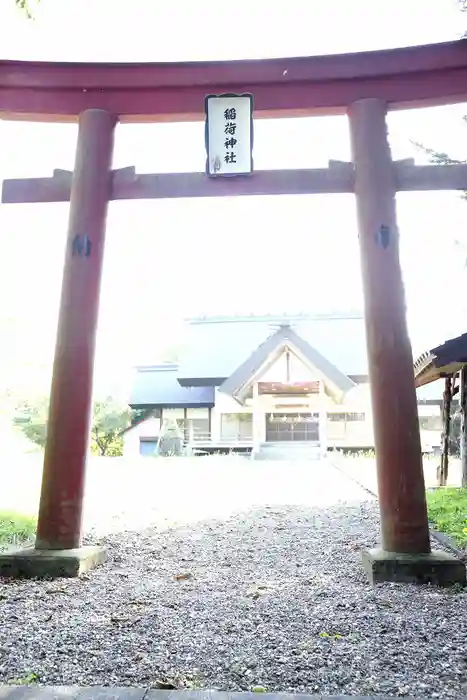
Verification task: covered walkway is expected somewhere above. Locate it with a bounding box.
[414,331,467,486]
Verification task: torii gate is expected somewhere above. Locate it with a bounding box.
[1,40,467,585]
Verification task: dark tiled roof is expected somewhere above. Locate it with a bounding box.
[431,332,467,366]
[130,364,215,408]
[219,325,355,397]
[414,331,467,388]
[177,313,367,386]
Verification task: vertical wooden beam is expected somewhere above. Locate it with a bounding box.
[183,407,188,444]
[35,109,117,551]
[437,375,456,486]
[348,98,430,554]
[319,380,327,457]
[461,367,467,488]
[439,375,454,487]
[285,349,291,384]
[252,382,261,453]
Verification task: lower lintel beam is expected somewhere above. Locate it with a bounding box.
[396,162,467,191]
[2,165,354,203]
[3,162,467,205]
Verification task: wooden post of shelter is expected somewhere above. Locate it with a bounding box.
[439,374,456,487]
[460,367,467,488]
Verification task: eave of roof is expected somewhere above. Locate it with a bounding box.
[130,364,215,408]
[414,331,467,387]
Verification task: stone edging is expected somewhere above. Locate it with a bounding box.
[429,528,467,561]
[0,688,411,700]
[330,459,467,562]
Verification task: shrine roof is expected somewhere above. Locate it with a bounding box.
[130,364,215,409]
[177,313,367,387]
[217,324,355,398]
[129,314,449,407]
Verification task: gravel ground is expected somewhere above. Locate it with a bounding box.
[0,460,466,698]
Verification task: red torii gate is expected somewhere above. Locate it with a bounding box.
[1,40,467,584]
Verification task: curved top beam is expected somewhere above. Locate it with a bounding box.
[1,39,467,123]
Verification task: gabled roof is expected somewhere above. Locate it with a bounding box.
[219,324,355,398]
[177,313,367,386]
[414,331,467,387]
[130,364,215,408]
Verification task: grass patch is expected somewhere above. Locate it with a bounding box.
[426,488,467,547]
[7,672,39,686]
[0,511,36,547]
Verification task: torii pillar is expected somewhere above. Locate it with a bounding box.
[0,109,117,578]
[348,98,464,586]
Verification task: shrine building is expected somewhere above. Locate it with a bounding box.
[125,313,442,458]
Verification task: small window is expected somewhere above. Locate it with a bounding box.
[327,412,365,422]
[191,418,209,434]
[346,412,365,422]
[139,439,158,456]
[328,413,346,422]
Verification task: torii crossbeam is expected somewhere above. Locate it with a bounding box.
[3,160,467,203]
[0,40,466,586]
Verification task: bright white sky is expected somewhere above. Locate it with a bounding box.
[1,0,467,399]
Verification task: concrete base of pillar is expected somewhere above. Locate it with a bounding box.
[362,547,466,587]
[0,545,106,579]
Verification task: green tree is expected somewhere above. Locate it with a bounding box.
[90,398,132,456]
[15,0,39,18]
[13,396,49,447]
[13,396,133,456]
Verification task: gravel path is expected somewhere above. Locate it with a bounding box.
[333,454,462,493]
[0,460,466,698]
